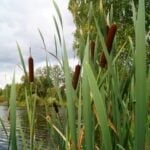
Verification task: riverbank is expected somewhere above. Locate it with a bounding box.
[0,100,44,107]
[0,97,66,107]
[0,101,8,106]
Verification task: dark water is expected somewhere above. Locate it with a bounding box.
[0,106,65,150]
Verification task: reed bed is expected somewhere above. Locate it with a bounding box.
[4,0,150,149]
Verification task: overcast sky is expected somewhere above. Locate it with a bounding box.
[0,0,77,88]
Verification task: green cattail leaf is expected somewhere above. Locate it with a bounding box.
[53,16,62,46]
[52,0,63,29]
[134,0,147,150]
[38,29,47,50]
[38,29,62,67]
[17,42,27,77]
[9,71,17,150]
[63,39,77,146]
[47,50,63,68]
[82,37,94,150]
[77,85,82,138]
[85,63,112,150]
[54,35,58,57]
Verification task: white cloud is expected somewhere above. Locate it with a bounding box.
[0,0,76,88]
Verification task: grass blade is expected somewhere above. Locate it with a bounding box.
[9,71,17,150]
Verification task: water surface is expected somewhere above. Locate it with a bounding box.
[0,105,63,150]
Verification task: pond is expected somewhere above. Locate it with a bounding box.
[0,105,65,150]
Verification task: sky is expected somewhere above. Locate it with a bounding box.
[0,0,77,88]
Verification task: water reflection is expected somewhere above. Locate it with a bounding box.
[0,106,9,150]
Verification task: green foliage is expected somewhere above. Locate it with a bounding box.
[68,0,150,52]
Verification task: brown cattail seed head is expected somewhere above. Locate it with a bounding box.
[72,64,81,89]
[28,49,34,82]
[90,40,95,61]
[99,52,107,68]
[100,24,117,68]
[106,24,117,53]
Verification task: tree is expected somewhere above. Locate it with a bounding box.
[35,65,64,98]
[68,0,150,51]
[49,65,65,86]
[16,83,26,101]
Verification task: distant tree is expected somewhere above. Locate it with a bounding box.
[1,65,69,103]
[49,65,65,86]
[16,83,26,102]
[4,84,11,104]
[35,65,65,98]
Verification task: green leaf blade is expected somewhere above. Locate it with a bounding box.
[134,0,147,149]
[63,40,77,146]
[9,71,17,150]
[85,63,112,150]
[82,39,94,150]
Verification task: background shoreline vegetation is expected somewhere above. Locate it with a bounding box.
[0,0,150,149]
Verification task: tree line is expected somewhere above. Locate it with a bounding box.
[0,65,65,104]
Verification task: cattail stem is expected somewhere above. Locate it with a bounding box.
[72,64,81,89]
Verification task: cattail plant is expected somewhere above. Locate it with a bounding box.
[72,64,81,89]
[28,47,34,82]
[100,24,117,68]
